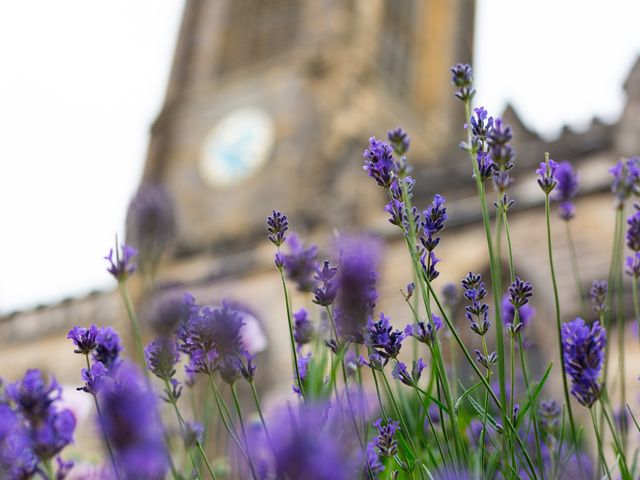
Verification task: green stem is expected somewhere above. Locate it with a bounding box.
[564,221,587,316]
[277,266,304,398]
[396,183,465,464]
[380,370,419,456]
[544,185,578,449]
[249,381,274,451]
[614,207,627,453]
[117,281,147,373]
[601,400,631,479]
[634,275,640,351]
[206,374,249,462]
[163,378,213,480]
[479,335,492,477]
[85,355,120,479]
[231,384,258,480]
[590,407,612,480]
[503,211,545,478]
[463,101,509,458]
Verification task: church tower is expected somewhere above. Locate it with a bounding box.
[141,0,475,261]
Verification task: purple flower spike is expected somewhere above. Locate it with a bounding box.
[125,183,176,272]
[373,418,400,457]
[450,63,475,101]
[266,210,288,247]
[281,233,318,293]
[99,362,169,480]
[334,236,380,344]
[67,324,99,355]
[561,317,606,408]
[536,159,559,194]
[93,326,123,372]
[105,244,137,282]
[462,272,490,336]
[626,252,640,278]
[553,161,578,220]
[609,157,640,205]
[626,207,640,252]
[6,370,61,421]
[145,337,180,382]
[78,361,107,395]
[366,313,404,360]
[508,277,533,308]
[312,261,338,307]
[589,280,608,316]
[363,137,396,188]
[387,127,410,156]
[392,359,425,387]
[293,309,314,346]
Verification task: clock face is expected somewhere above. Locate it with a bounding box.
[199,108,275,188]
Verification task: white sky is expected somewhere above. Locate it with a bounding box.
[1,1,640,313]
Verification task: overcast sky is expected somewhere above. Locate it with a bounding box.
[1,1,639,313]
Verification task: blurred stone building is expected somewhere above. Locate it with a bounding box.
[1,0,640,451]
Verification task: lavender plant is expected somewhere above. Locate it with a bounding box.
[2,63,640,480]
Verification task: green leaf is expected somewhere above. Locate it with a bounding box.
[514,362,553,428]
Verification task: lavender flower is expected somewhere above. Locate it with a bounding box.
[626,207,640,251]
[626,252,640,278]
[67,324,99,355]
[609,156,640,204]
[293,309,314,346]
[179,300,248,378]
[475,151,496,183]
[125,183,176,272]
[536,159,559,194]
[363,442,385,478]
[30,409,76,462]
[420,194,447,251]
[553,161,578,220]
[487,118,515,172]
[99,362,168,479]
[441,282,459,311]
[420,250,441,282]
[281,233,318,292]
[373,418,400,457]
[502,296,535,332]
[182,421,204,449]
[561,317,606,407]
[366,313,404,359]
[145,337,180,382]
[78,361,107,395]
[589,280,608,316]
[5,370,76,469]
[404,314,442,345]
[93,326,123,372]
[6,370,61,421]
[104,244,137,282]
[250,401,359,480]
[462,272,490,336]
[539,399,561,432]
[143,290,191,336]
[508,277,533,308]
[363,137,396,188]
[392,359,425,387]
[450,63,475,101]
[334,236,380,343]
[387,127,410,156]
[313,261,338,307]
[293,353,312,396]
[267,210,288,247]
[467,107,494,148]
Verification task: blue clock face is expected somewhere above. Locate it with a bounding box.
[199,108,275,188]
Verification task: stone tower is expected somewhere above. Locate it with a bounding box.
[142,0,476,260]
